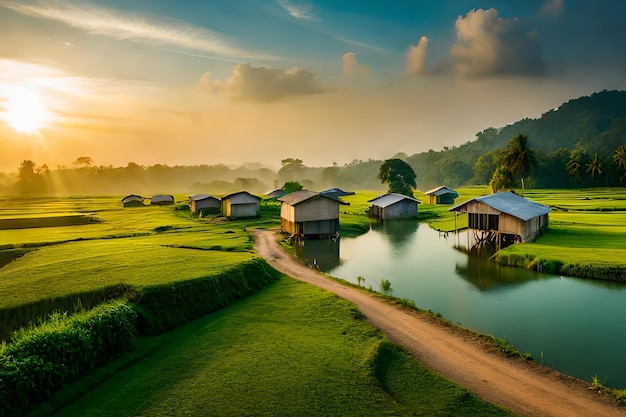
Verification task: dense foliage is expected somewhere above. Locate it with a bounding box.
[1,90,625,195]
[378,158,417,196]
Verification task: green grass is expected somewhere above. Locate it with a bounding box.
[44,277,513,417]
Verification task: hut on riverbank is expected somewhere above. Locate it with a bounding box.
[367,193,420,220]
[278,190,348,239]
[424,186,459,205]
[189,194,221,215]
[450,192,550,247]
[221,191,261,218]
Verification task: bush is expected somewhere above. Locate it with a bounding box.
[0,300,137,417]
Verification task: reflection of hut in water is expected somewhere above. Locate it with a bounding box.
[368,193,420,219]
[221,191,261,218]
[189,194,221,215]
[424,186,459,204]
[450,192,550,249]
[370,219,419,250]
[295,238,341,271]
[454,251,537,291]
[278,190,349,239]
[122,194,144,207]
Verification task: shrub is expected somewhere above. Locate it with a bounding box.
[0,300,137,417]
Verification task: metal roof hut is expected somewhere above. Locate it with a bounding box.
[367,193,421,220]
[266,189,285,199]
[221,191,261,218]
[424,186,459,205]
[450,192,550,248]
[278,190,349,239]
[320,188,356,199]
[151,194,175,205]
[122,194,144,207]
[188,194,221,215]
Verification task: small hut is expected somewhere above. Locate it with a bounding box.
[266,189,285,199]
[424,186,459,204]
[221,191,261,218]
[189,194,221,215]
[367,193,420,220]
[278,190,349,239]
[320,188,355,199]
[122,194,144,207]
[450,192,550,245]
[151,194,174,205]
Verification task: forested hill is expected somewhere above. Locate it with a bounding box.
[405,89,626,190]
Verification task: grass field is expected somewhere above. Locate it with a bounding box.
[41,277,513,417]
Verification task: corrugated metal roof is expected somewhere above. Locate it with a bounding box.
[424,186,458,197]
[368,193,421,208]
[222,191,262,204]
[278,190,349,205]
[189,194,218,201]
[450,192,550,221]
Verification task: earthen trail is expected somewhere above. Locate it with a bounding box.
[251,229,623,417]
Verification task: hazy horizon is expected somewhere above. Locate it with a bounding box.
[2,0,625,173]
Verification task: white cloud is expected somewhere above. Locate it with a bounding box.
[1,0,276,61]
[342,53,370,81]
[199,63,328,102]
[276,0,319,21]
[406,36,429,77]
[450,8,546,78]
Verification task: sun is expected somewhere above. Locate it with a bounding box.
[1,86,52,134]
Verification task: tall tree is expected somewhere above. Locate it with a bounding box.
[15,160,45,194]
[585,153,605,185]
[501,134,537,196]
[566,145,587,184]
[378,159,416,197]
[489,166,514,193]
[613,145,626,186]
[278,158,305,182]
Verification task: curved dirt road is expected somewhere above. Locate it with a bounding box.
[251,229,623,417]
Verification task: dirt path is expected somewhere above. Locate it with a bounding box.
[251,229,623,417]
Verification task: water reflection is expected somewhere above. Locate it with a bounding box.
[295,222,626,389]
[369,219,419,253]
[294,238,341,271]
[454,250,543,292]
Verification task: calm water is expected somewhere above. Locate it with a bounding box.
[295,220,626,389]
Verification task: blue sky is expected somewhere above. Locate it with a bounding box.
[1,0,625,171]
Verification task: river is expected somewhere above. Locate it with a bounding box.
[295,220,626,389]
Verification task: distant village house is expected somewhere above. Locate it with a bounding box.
[122,194,144,207]
[188,194,221,215]
[368,193,421,220]
[151,194,175,205]
[424,186,459,205]
[221,191,261,218]
[278,190,348,239]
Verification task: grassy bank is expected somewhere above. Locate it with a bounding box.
[39,277,513,417]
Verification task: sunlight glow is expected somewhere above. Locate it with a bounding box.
[1,86,52,134]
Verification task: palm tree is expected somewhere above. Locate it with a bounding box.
[566,147,587,184]
[585,153,605,185]
[501,134,537,196]
[613,145,626,186]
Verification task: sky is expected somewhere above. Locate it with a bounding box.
[1,0,626,172]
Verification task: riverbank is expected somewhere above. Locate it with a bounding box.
[252,229,624,416]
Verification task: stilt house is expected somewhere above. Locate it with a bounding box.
[424,186,459,204]
[188,194,221,215]
[278,190,348,239]
[450,192,550,244]
[221,191,261,218]
[367,193,420,220]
